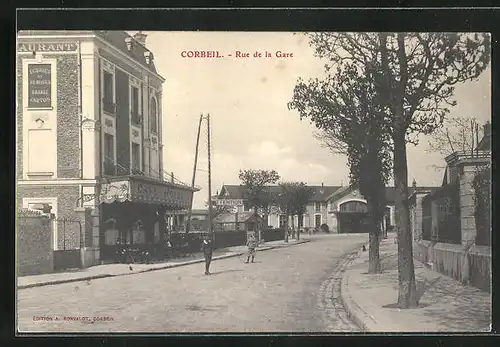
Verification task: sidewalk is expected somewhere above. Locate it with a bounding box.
[18,238,309,290]
[341,239,491,332]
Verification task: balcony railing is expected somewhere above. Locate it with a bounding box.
[103,160,116,176]
[103,98,116,115]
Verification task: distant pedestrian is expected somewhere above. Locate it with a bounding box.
[245,232,257,263]
[201,234,214,275]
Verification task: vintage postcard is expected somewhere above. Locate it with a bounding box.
[16,28,491,333]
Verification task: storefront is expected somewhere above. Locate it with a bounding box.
[98,176,197,261]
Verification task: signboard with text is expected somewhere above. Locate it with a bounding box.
[28,64,52,108]
[18,42,78,52]
[215,199,244,206]
[131,181,192,208]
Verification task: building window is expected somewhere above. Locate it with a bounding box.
[103,133,115,176]
[279,215,287,228]
[150,97,158,133]
[103,71,115,114]
[131,142,141,174]
[243,201,250,212]
[315,202,321,212]
[131,86,141,125]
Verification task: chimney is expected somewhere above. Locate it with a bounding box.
[133,31,147,46]
[483,121,491,138]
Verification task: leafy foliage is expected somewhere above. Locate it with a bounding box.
[276,181,315,216]
[289,60,391,226]
[472,164,491,246]
[238,169,280,214]
[307,32,490,143]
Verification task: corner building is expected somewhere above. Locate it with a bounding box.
[16,31,197,266]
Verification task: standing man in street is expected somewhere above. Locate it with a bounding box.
[201,234,214,275]
[245,231,257,263]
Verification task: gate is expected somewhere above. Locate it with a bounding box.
[53,217,83,271]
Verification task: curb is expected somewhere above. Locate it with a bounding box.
[339,248,372,332]
[18,240,309,290]
[339,241,394,332]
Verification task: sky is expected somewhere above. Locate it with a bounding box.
[140,31,491,209]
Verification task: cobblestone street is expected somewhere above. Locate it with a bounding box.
[17,234,367,333]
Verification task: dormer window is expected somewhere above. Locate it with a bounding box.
[144,51,153,65]
[125,37,134,51]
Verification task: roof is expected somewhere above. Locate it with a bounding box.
[95,31,159,75]
[219,184,341,202]
[326,184,441,203]
[218,183,441,205]
[17,30,160,77]
[213,212,262,224]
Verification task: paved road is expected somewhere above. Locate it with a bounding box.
[17,233,367,333]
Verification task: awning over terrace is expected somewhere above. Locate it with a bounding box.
[99,176,200,210]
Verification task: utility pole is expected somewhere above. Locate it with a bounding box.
[186,114,203,233]
[207,114,214,239]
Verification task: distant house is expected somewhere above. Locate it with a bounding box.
[216,183,439,233]
[189,209,210,231]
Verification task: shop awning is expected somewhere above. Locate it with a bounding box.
[99,176,199,210]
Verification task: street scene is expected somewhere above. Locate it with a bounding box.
[16,29,491,333]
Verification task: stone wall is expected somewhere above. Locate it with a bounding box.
[17,210,54,276]
[17,185,81,250]
[414,240,491,293]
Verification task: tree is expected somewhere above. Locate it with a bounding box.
[290,183,316,241]
[238,169,280,243]
[302,32,490,308]
[289,61,392,273]
[427,115,483,158]
[276,182,315,243]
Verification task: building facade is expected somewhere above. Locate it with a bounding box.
[214,184,427,233]
[16,31,197,266]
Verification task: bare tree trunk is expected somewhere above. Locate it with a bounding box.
[291,215,296,239]
[393,132,418,308]
[297,214,301,241]
[379,32,418,309]
[367,198,381,274]
[368,232,381,273]
[255,207,261,244]
[284,213,289,243]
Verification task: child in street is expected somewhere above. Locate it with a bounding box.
[201,234,213,275]
[245,232,257,263]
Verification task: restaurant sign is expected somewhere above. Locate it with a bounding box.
[131,181,192,208]
[100,179,193,208]
[28,64,52,108]
[18,42,78,52]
